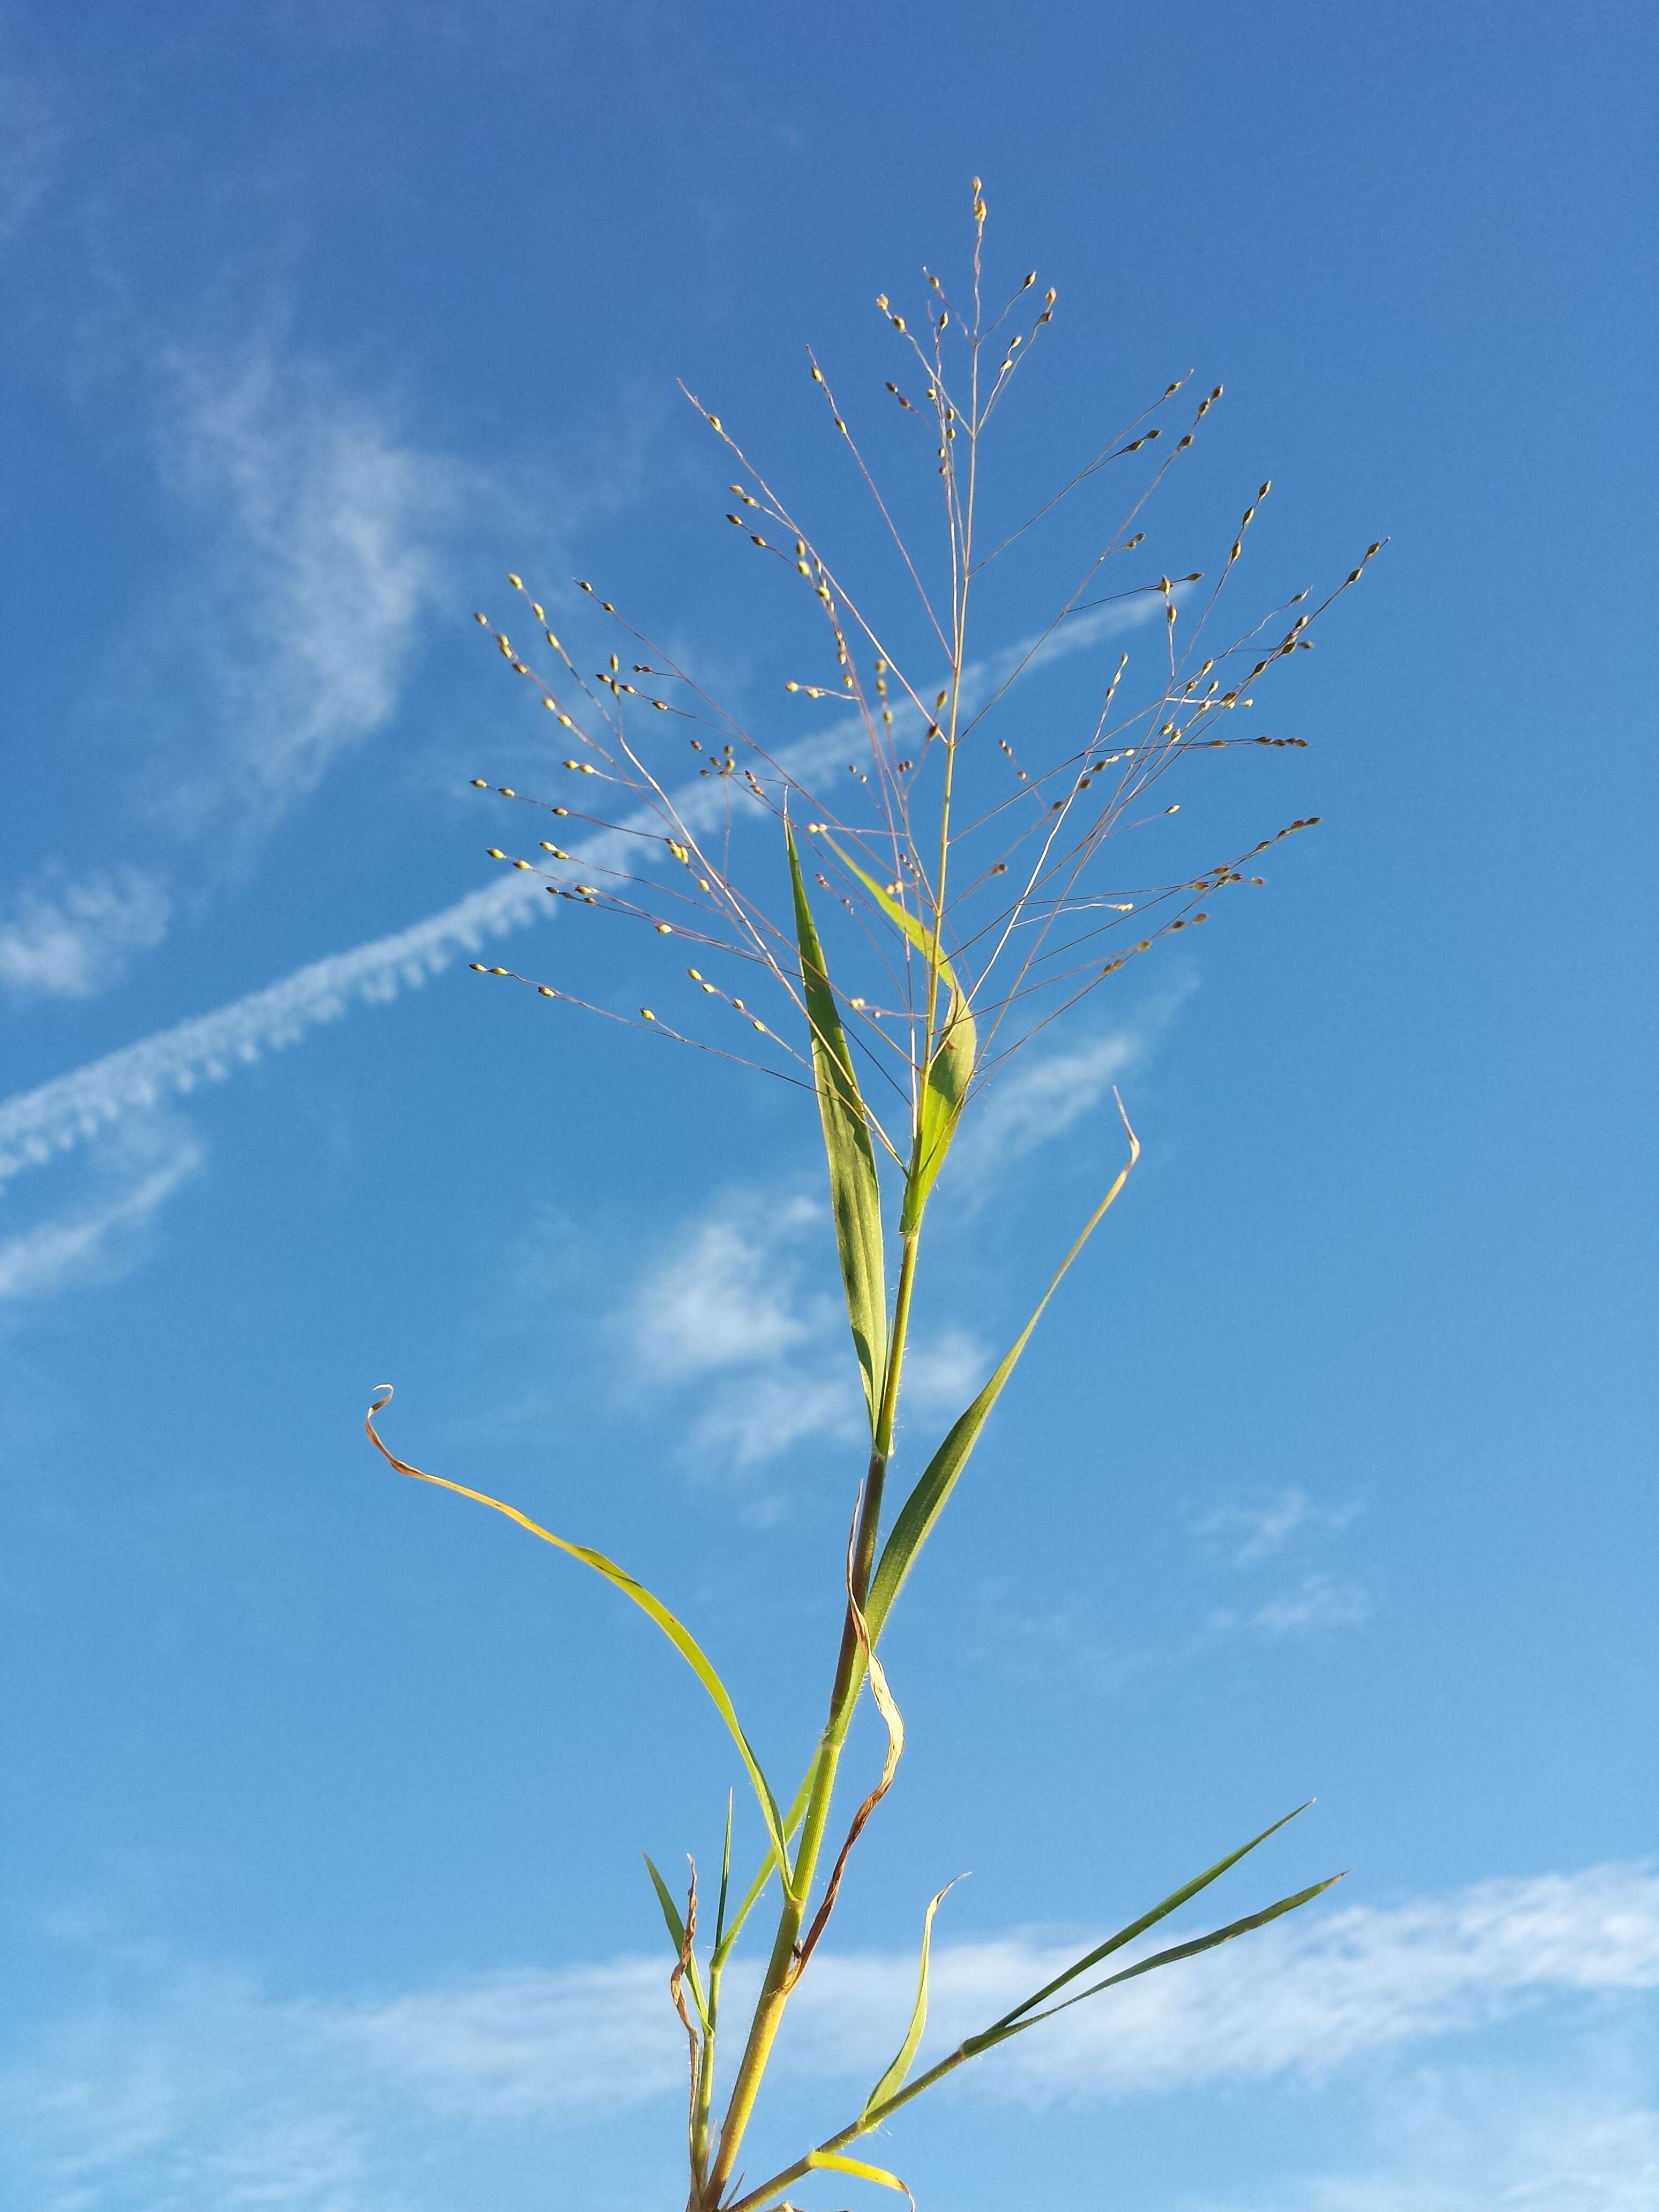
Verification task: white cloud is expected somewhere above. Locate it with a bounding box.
[616,1184,863,1473]
[1197,2044,1659,2212]
[337,1957,682,2120]
[1190,1490,1371,1641]
[945,984,1190,1205]
[1194,1488,1362,1567]
[899,1324,985,1416]
[3,1864,1656,2212]
[1209,1572,1373,1639]
[149,342,472,823]
[614,1184,990,1477]
[692,1370,866,1476]
[625,1188,830,1380]
[975,1549,1371,1702]
[0,872,171,1002]
[0,1116,201,1304]
[791,1860,1659,2100]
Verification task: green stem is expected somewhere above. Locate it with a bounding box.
[924,334,980,1077]
[701,1231,921,2206]
[723,2042,972,2212]
[704,319,983,2212]
[689,1998,716,2203]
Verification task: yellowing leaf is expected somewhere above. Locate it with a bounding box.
[863,1878,960,2118]
[809,2148,915,2203]
[364,1389,794,1893]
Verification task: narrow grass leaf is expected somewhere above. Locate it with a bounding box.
[644,1849,689,1952]
[863,1879,960,2118]
[714,1765,814,1967]
[714,1789,734,1957]
[976,1802,1312,2037]
[808,2148,915,2204]
[787,824,886,1427]
[1034,1873,1346,2014]
[864,1108,1139,1643]
[965,1874,1346,2057]
[365,1389,795,1891]
[820,834,975,1230]
[643,1851,710,2028]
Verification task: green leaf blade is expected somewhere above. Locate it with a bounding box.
[965,1872,1345,2057]
[865,1130,1138,1646]
[972,1804,1314,2042]
[863,1880,958,2118]
[819,833,976,1231]
[787,825,887,1428]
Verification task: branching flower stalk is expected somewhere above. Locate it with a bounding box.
[365,181,1381,2210]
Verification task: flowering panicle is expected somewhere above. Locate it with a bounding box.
[462,204,1381,1189]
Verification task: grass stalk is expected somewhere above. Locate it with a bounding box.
[375,176,1379,2212]
[704,1226,921,2202]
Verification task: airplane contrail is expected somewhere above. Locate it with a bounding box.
[0,596,1163,1190]
[0,872,547,1187]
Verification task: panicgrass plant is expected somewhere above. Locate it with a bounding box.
[365,181,1381,2210]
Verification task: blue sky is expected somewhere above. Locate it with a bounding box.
[1,3,1655,2208]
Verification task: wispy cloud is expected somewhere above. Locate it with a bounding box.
[146,342,476,826]
[1191,1486,1370,1641]
[1194,1488,1362,1567]
[1195,2043,1659,2212]
[792,1860,1659,2101]
[0,1115,201,1305]
[3,1864,1655,2211]
[2,124,521,1027]
[897,1324,985,1413]
[978,1474,1370,1697]
[624,1188,833,1382]
[615,1184,868,1475]
[945,1028,1141,1192]
[1209,1571,1373,1638]
[0,872,171,1003]
[10,84,488,845]
[612,1184,990,1482]
[944,990,1189,1205]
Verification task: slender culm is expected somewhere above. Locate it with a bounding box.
[371,178,1376,2212]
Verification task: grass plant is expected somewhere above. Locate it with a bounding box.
[365,181,1381,2210]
